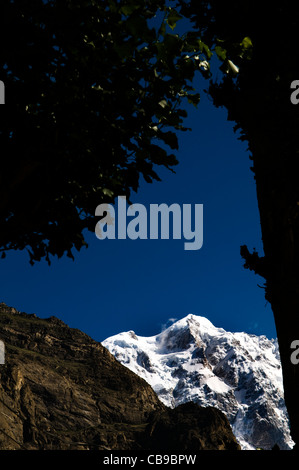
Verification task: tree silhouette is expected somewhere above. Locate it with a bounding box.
[2,0,299,449]
[0,0,210,264]
[180,0,299,448]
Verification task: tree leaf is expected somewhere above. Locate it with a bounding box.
[241,36,253,49]
[187,93,200,107]
[120,3,140,16]
[215,45,227,61]
[158,21,166,37]
[167,8,183,30]
[159,131,179,150]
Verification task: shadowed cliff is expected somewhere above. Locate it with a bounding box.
[0,302,240,450]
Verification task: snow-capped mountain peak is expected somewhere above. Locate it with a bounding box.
[102,314,294,450]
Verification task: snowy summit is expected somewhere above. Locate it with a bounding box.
[102,314,294,450]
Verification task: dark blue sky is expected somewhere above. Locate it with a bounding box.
[0,92,277,342]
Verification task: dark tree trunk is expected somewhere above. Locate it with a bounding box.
[247,135,299,448]
[270,285,299,447]
[186,0,299,450]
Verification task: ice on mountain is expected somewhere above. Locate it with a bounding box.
[102,314,294,450]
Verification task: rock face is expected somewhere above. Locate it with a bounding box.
[103,314,294,450]
[0,303,239,450]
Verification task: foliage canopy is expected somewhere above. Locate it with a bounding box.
[1,0,214,263]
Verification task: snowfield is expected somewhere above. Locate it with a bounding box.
[103,314,294,450]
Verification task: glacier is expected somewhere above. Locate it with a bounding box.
[102,314,294,450]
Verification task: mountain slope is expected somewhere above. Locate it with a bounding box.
[0,303,239,450]
[103,314,294,450]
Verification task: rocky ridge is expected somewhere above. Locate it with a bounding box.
[0,303,239,450]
